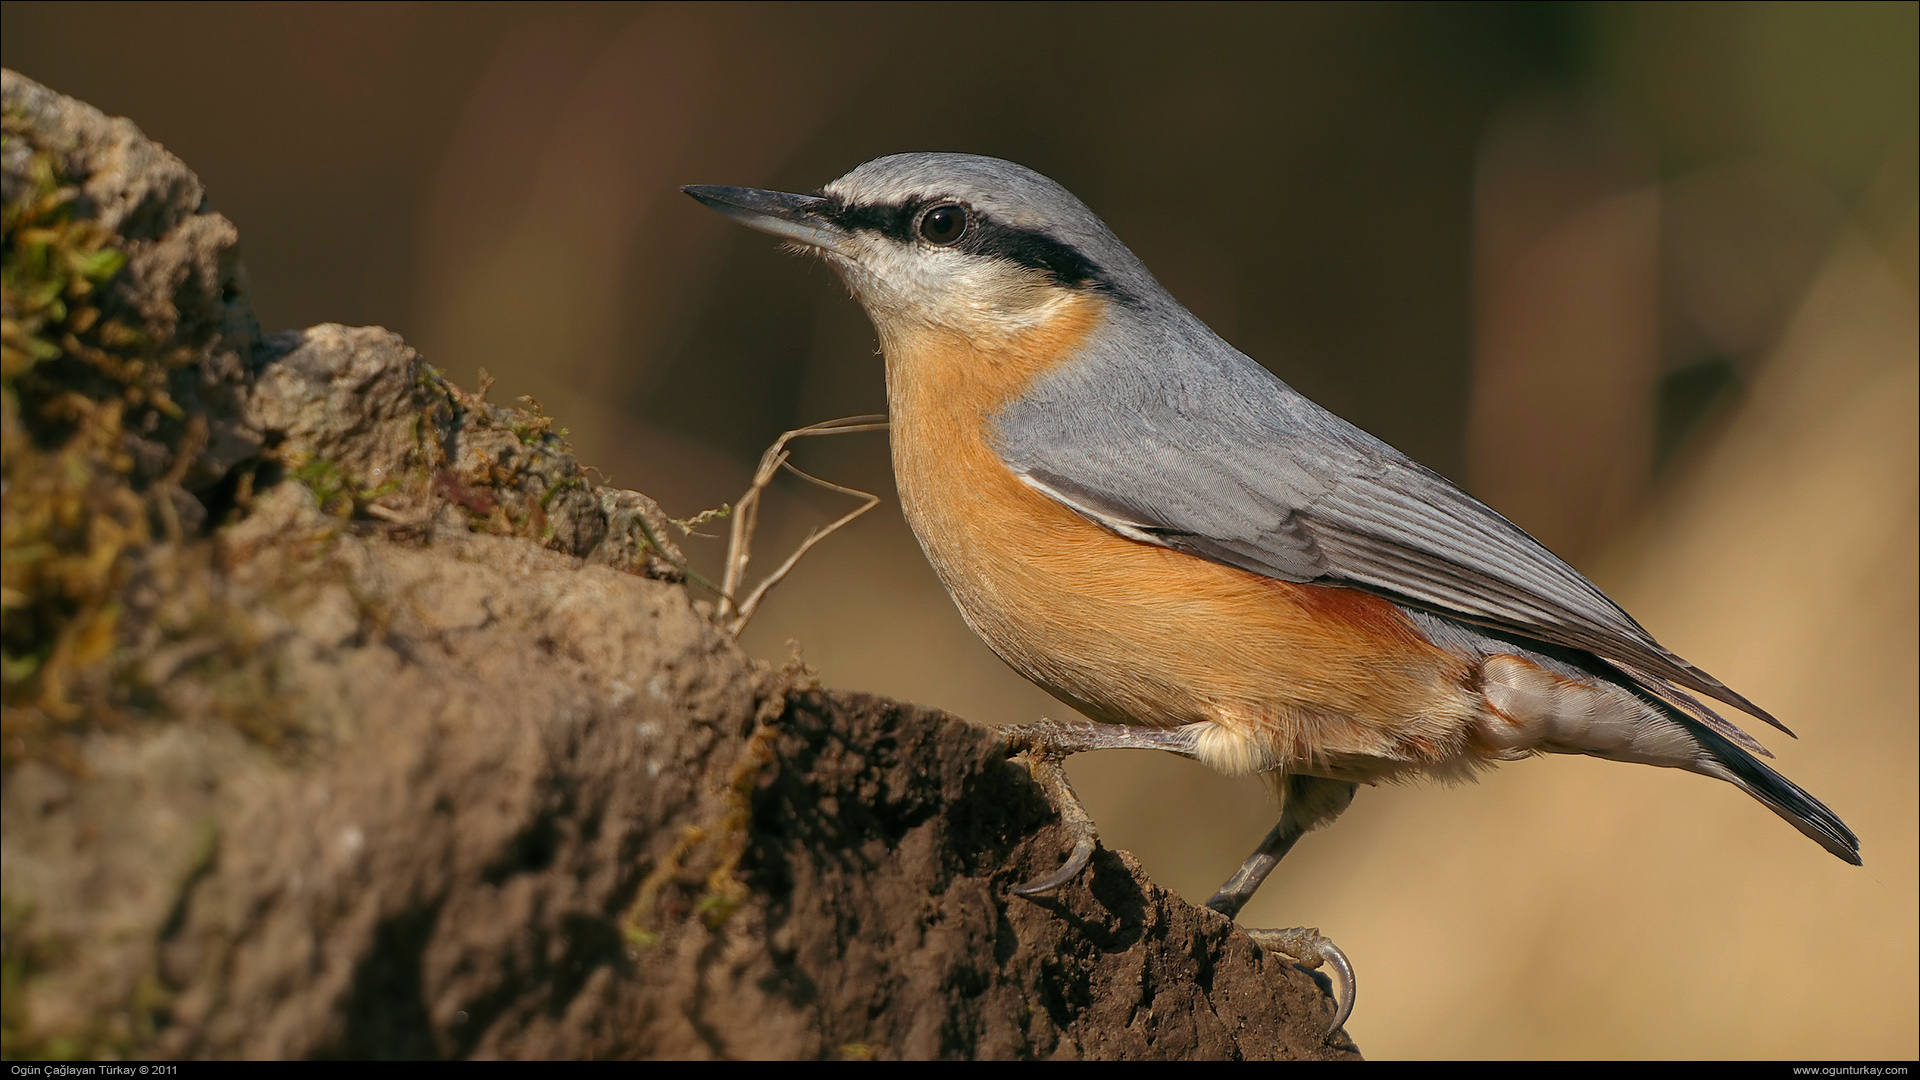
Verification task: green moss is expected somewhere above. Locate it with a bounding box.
[0,132,157,762]
[505,394,562,447]
[619,675,801,945]
[289,456,397,521]
[536,474,584,511]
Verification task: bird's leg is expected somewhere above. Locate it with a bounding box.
[1001,718,1202,897]
[1204,816,1307,918]
[1207,774,1359,1037]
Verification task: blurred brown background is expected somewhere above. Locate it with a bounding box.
[4,1,1913,1059]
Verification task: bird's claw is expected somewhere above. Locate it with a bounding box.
[1009,747,1101,898]
[1010,831,1096,896]
[1244,926,1355,1038]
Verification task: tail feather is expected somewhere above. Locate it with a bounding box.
[1405,608,1860,865]
[1681,717,1861,865]
[1608,658,1776,758]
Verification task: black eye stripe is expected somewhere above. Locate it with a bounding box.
[963,221,1110,293]
[825,199,918,243]
[820,195,1115,293]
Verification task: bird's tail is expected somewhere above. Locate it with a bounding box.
[1679,716,1862,865]
[1420,615,1861,865]
[1470,645,1862,865]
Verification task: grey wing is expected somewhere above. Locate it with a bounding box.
[993,344,1785,755]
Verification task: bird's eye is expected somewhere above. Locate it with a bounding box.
[918,203,967,246]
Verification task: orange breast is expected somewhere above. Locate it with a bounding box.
[880,295,1481,777]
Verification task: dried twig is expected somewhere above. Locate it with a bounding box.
[716,414,889,637]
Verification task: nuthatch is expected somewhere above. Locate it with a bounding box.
[684,153,1860,1035]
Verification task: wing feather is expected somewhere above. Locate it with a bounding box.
[992,339,1787,749]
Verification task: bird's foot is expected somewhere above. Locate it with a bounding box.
[1002,718,1204,896]
[1007,748,1099,896]
[1004,723,1102,897]
[1242,925,1355,1037]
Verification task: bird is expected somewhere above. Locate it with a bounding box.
[682,153,1861,1036]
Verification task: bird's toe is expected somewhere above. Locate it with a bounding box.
[1009,748,1101,898]
[1244,925,1356,1038]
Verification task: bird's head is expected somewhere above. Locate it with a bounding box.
[685,153,1158,356]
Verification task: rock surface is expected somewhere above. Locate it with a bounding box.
[0,68,1357,1060]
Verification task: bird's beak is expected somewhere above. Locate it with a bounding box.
[682,185,848,253]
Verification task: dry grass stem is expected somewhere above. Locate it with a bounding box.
[717,414,888,636]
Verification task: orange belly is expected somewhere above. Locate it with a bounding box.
[879,296,1481,780]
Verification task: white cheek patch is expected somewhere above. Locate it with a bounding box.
[829,240,1070,341]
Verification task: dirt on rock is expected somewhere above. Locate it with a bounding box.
[0,68,1358,1060]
